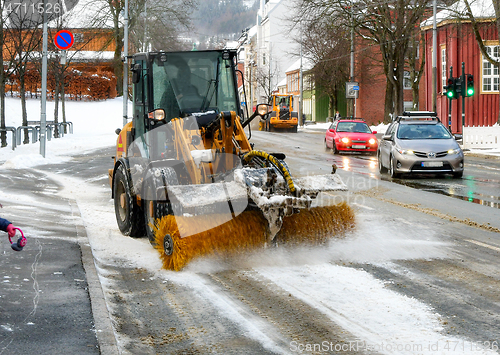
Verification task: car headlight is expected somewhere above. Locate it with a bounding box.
[397,147,414,155]
[341,137,349,144]
[447,148,461,155]
[369,138,376,145]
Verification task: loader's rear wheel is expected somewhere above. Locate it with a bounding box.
[113,164,145,237]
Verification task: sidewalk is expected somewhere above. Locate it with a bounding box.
[0,168,112,355]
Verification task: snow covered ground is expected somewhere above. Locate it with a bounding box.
[1,97,498,354]
[1,97,125,168]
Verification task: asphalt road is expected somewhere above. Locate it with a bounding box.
[0,128,499,354]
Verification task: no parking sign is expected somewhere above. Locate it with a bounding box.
[54,30,74,50]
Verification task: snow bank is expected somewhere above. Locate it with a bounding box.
[0,97,125,169]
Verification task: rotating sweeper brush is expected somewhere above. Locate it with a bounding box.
[109,50,355,271]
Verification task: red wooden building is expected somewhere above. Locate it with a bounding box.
[421,1,499,133]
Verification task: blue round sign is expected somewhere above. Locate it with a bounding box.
[54,30,74,50]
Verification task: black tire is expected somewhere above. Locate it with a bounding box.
[143,167,179,245]
[292,125,298,133]
[113,164,145,237]
[389,156,400,178]
[378,152,387,173]
[332,142,339,155]
[453,171,463,178]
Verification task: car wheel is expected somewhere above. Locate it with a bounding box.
[453,171,463,178]
[332,142,339,154]
[378,152,387,173]
[389,156,400,178]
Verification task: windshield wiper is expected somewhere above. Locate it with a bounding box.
[200,79,216,112]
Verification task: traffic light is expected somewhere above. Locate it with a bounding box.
[466,74,474,96]
[446,78,458,99]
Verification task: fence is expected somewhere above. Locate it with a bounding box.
[1,121,73,151]
[463,125,500,149]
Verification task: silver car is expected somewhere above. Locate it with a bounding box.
[378,112,464,178]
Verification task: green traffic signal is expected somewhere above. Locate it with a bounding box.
[466,74,474,97]
[446,78,457,99]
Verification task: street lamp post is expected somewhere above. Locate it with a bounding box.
[122,0,129,127]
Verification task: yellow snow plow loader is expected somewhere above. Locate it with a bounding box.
[109,50,354,271]
[262,94,298,132]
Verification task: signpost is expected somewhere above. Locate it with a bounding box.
[346,82,359,117]
[54,30,74,50]
[346,82,359,99]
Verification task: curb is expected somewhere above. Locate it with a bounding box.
[70,201,119,355]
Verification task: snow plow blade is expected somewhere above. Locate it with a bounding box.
[152,171,354,271]
[153,203,354,271]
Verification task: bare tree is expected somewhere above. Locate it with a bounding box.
[4,0,47,144]
[295,0,430,122]
[299,19,350,117]
[0,2,8,147]
[87,0,196,95]
[253,57,280,102]
[408,32,426,110]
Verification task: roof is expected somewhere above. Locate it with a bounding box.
[421,0,496,28]
[52,0,115,29]
[285,58,314,74]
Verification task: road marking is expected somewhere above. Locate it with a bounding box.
[352,203,375,210]
[465,239,500,253]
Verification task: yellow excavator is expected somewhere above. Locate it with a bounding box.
[109,50,354,271]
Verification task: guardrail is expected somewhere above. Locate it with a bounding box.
[16,126,38,145]
[0,127,17,150]
[1,121,73,151]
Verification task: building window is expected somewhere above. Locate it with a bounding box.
[482,45,499,92]
[441,47,447,93]
[262,53,266,66]
[74,33,84,42]
[404,71,412,90]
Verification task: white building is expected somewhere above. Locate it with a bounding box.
[256,0,300,102]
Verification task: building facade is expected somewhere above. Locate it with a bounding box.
[421,0,499,133]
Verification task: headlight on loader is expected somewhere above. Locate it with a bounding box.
[149,109,166,123]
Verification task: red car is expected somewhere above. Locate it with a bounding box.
[324,119,378,154]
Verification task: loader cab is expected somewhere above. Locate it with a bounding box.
[131,50,241,129]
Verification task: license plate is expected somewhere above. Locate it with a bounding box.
[352,145,366,149]
[421,161,443,167]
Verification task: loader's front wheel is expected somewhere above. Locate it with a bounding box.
[113,164,145,237]
[143,167,180,246]
[163,234,174,256]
